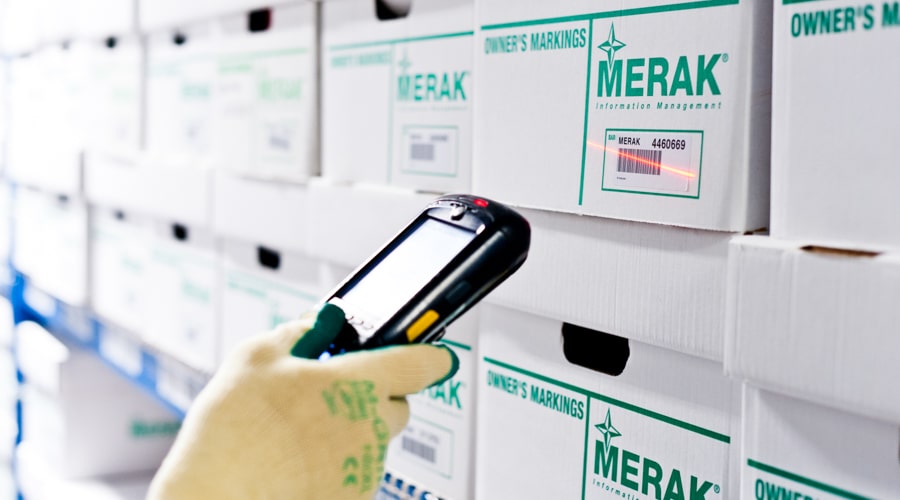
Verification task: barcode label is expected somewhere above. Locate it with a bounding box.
[599,129,700,197]
[410,143,434,161]
[617,148,661,176]
[402,436,436,464]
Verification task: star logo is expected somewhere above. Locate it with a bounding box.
[398,50,412,74]
[598,23,626,66]
[594,408,621,454]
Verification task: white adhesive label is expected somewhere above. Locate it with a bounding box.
[99,328,143,378]
[600,129,702,197]
[396,417,453,478]
[401,126,458,177]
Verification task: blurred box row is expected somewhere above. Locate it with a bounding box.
[6,296,900,500]
[1,0,898,249]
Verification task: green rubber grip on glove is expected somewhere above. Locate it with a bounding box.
[290,303,347,359]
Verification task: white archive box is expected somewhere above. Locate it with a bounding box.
[383,311,479,500]
[146,25,217,164]
[90,208,154,335]
[306,179,436,269]
[84,36,143,158]
[74,0,136,38]
[212,170,309,251]
[0,0,41,54]
[321,0,474,193]
[485,207,735,361]
[0,183,12,263]
[474,0,772,231]
[17,443,152,500]
[16,322,180,479]
[220,238,337,358]
[725,235,900,424]
[740,384,900,500]
[7,45,88,195]
[140,0,309,32]
[86,153,214,228]
[12,188,89,307]
[476,304,740,500]
[771,0,900,251]
[211,3,319,182]
[145,221,221,373]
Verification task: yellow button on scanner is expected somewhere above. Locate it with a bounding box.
[406,310,440,342]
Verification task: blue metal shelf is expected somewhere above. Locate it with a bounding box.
[10,272,210,421]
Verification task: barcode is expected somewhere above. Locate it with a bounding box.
[410,143,435,161]
[617,148,662,175]
[402,436,437,463]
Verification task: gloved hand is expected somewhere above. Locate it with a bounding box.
[147,304,458,500]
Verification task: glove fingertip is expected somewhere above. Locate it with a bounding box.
[427,344,460,388]
[290,303,347,359]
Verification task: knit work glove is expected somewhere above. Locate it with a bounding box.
[147,304,458,499]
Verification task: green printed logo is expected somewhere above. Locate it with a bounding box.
[396,50,468,102]
[590,408,720,500]
[596,23,724,98]
[426,377,463,410]
[258,76,302,101]
[131,419,181,438]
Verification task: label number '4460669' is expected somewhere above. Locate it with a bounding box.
[652,138,687,150]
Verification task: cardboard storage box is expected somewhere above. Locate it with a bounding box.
[86,153,214,228]
[476,304,740,499]
[740,384,900,500]
[382,311,479,500]
[212,170,309,250]
[140,0,306,32]
[17,443,152,500]
[485,206,735,361]
[90,208,154,335]
[771,0,900,251]
[219,238,337,357]
[7,45,87,195]
[474,0,772,231]
[12,187,89,307]
[146,24,218,164]
[210,3,318,182]
[84,36,142,159]
[305,179,435,269]
[321,0,474,193]
[145,221,221,373]
[726,235,900,423]
[16,322,179,479]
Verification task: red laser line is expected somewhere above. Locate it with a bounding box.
[586,141,696,179]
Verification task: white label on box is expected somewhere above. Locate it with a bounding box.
[483,357,730,499]
[24,286,56,318]
[155,358,208,412]
[599,129,702,197]
[99,328,143,378]
[396,417,453,477]
[401,126,458,177]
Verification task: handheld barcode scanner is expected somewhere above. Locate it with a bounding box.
[316,194,530,358]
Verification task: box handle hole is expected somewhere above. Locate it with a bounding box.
[375,0,411,20]
[257,246,281,270]
[172,224,189,241]
[561,323,629,376]
[248,8,272,32]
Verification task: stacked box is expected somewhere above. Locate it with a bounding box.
[476,304,741,498]
[321,0,474,193]
[474,0,772,231]
[771,0,900,251]
[16,322,179,479]
[739,385,900,500]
